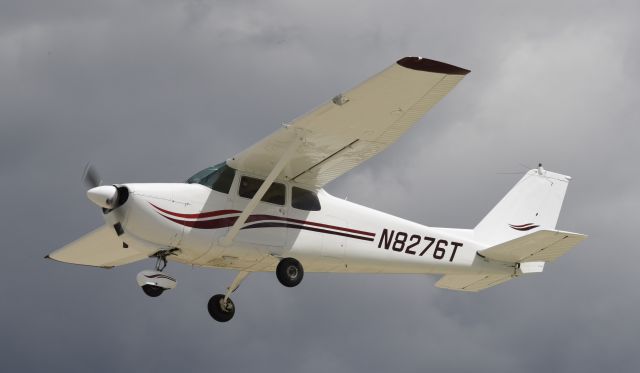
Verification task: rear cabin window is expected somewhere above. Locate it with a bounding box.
[292,187,321,211]
[238,176,285,205]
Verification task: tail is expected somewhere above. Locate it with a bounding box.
[437,166,583,292]
[474,165,571,246]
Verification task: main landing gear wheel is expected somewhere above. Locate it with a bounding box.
[276,257,304,287]
[207,294,235,322]
[141,284,164,297]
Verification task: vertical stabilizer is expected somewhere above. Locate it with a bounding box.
[474,166,571,246]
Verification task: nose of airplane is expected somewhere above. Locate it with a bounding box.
[87,185,118,209]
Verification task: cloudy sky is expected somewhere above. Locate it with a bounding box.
[1,0,639,371]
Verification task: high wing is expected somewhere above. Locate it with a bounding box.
[47,226,148,268]
[227,57,470,188]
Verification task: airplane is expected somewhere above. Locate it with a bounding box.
[47,57,586,322]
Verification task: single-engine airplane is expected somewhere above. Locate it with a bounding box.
[48,57,586,322]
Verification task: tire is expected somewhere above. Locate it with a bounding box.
[207,294,235,322]
[142,284,164,297]
[276,257,304,287]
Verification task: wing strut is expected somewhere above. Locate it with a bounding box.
[220,135,301,247]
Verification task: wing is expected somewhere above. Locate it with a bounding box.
[46,226,148,268]
[228,57,470,188]
[478,230,587,263]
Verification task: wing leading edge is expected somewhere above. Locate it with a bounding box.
[228,57,470,188]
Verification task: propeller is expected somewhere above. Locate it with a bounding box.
[82,163,119,209]
[82,163,102,189]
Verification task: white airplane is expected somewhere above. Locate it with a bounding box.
[48,57,586,322]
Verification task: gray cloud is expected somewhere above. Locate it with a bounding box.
[1,0,639,372]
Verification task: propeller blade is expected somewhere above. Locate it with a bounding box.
[82,163,102,189]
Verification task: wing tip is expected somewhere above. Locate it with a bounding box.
[397,57,470,75]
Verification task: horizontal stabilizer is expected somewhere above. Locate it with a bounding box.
[435,274,513,292]
[47,226,148,268]
[479,229,586,263]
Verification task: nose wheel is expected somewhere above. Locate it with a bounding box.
[142,284,164,297]
[276,257,304,287]
[137,249,178,298]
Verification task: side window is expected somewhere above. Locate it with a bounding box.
[292,187,321,211]
[238,176,285,205]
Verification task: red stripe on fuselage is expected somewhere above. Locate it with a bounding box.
[150,203,240,219]
[163,215,238,229]
[246,215,376,237]
[242,222,375,241]
[151,204,376,238]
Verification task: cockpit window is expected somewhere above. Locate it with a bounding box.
[186,162,236,194]
[292,187,321,211]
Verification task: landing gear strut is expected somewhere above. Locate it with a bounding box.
[205,258,303,321]
[152,250,173,272]
[207,271,249,322]
[276,257,304,287]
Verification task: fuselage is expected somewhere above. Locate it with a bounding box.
[104,173,514,277]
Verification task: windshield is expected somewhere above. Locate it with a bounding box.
[186,162,236,194]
